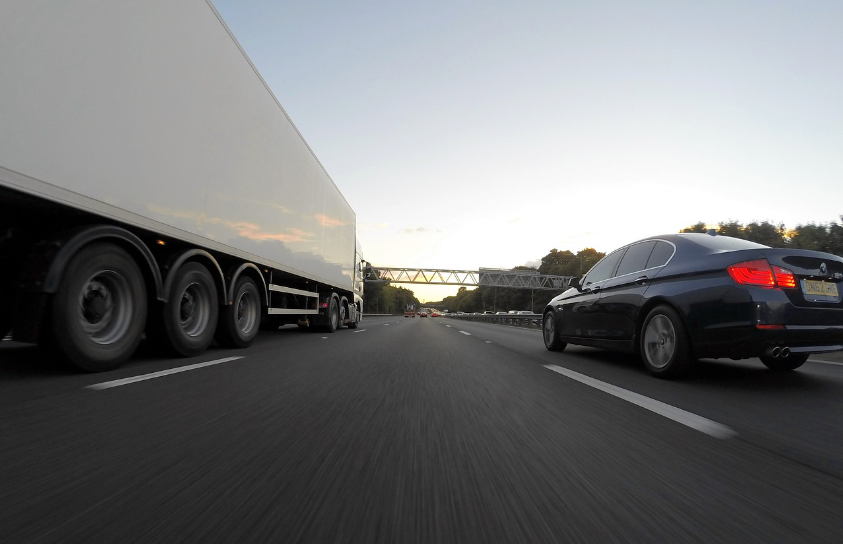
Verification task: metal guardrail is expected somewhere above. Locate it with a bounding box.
[441,313,543,329]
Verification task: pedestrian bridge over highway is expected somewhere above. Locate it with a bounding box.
[365,266,575,291]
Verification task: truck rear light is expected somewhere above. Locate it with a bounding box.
[727,259,796,289]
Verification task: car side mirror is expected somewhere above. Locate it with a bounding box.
[569,277,581,290]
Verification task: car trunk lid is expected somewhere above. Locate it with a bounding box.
[760,249,843,308]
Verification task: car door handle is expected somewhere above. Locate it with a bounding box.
[591,285,601,293]
[635,276,648,285]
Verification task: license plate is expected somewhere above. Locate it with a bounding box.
[802,280,839,297]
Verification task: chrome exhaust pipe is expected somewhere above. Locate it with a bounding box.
[764,346,782,359]
[780,347,790,358]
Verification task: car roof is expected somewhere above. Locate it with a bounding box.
[624,233,769,254]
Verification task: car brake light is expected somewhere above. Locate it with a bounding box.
[727,259,796,289]
[773,265,796,288]
[728,259,775,287]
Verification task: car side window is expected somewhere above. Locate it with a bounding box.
[615,241,656,277]
[583,249,624,285]
[646,241,674,269]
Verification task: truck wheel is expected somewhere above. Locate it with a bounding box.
[348,306,359,329]
[325,297,339,333]
[0,256,18,340]
[215,276,260,348]
[162,262,218,357]
[51,243,146,372]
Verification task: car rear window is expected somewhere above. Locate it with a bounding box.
[616,241,656,277]
[646,241,674,268]
[681,234,768,252]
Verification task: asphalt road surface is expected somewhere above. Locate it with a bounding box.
[2,316,843,543]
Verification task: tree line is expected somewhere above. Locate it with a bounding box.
[368,216,843,315]
[681,217,843,255]
[362,281,420,315]
[428,248,608,314]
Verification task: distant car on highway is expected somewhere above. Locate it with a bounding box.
[495,311,507,315]
[420,311,428,317]
[516,310,532,315]
[431,311,440,317]
[542,233,843,378]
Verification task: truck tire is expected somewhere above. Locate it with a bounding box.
[0,257,16,340]
[161,262,218,357]
[215,276,260,348]
[325,297,339,333]
[51,243,147,372]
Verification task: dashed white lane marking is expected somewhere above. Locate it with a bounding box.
[459,331,471,336]
[87,357,245,390]
[543,364,737,440]
[485,341,493,344]
[445,325,452,328]
[353,329,367,333]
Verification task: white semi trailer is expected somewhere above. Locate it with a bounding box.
[0,1,364,371]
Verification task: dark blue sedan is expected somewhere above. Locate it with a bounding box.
[542,233,843,378]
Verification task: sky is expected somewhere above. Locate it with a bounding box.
[211,0,842,303]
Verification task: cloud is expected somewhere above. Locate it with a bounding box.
[400,227,444,234]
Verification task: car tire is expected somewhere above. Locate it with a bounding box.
[215,276,260,348]
[640,305,693,378]
[760,353,808,371]
[543,311,566,352]
[51,243,147,372]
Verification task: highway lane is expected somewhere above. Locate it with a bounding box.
[1,316,842,542]
[441,316,843,479]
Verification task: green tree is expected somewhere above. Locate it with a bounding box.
[680,222,708,233]
[743,221,787,247]
[717,220,745,239]
[790,223,831,252]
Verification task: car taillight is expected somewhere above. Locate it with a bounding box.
[773,266,796,288]
[727,259,796,289]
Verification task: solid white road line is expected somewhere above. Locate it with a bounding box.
[808,358,843,366]
[86,356,245,390]
[543,364,737,439]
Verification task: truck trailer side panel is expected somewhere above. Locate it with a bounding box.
[0,0,355,290]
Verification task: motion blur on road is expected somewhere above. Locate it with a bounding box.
[2,317,843,542]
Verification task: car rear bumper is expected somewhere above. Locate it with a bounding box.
[693,323,843,359]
